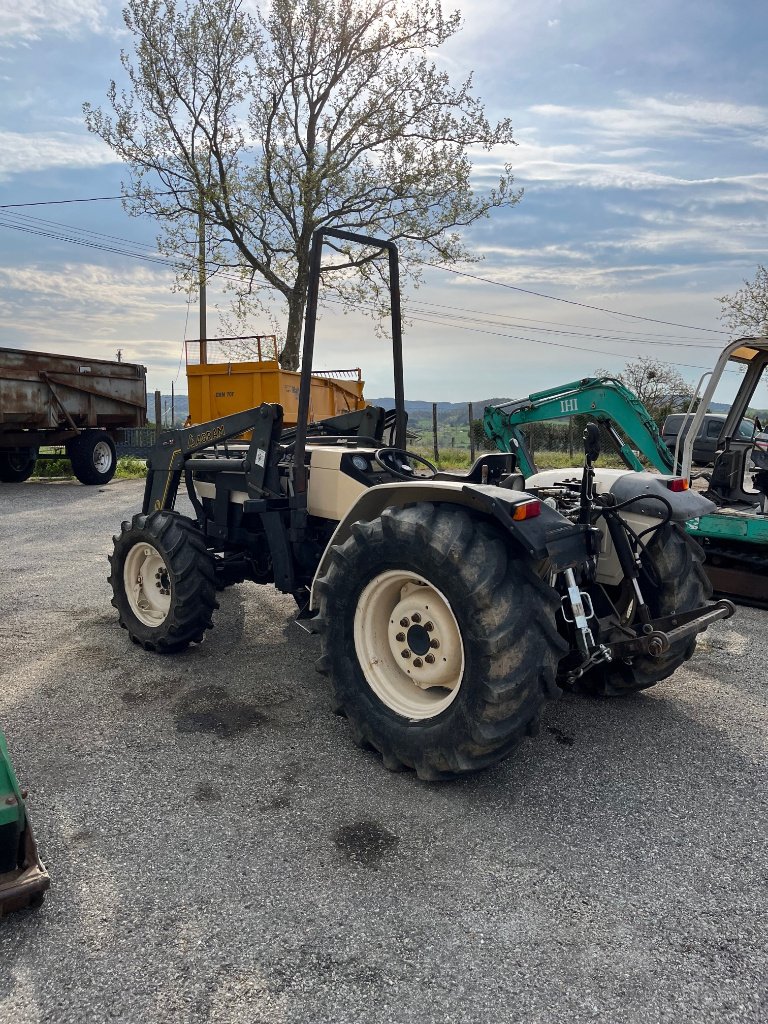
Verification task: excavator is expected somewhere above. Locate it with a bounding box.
[0,730,49,916]
[484,336,768,605]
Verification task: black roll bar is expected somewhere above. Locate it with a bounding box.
[293,228,406,495]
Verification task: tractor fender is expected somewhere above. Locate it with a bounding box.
[310,480,591,610]
[527,467,716,522]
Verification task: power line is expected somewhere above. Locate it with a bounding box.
[323,297,724,374]
[404,301,724,349]
[0,196,733,372]
[0,190,191,209]
[419,261,727,335]
[1,191,729,336]
[406,298,722,344]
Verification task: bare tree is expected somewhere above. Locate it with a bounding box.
[84,0,519,369]
[718,265,768,338]
[598,357,694,426]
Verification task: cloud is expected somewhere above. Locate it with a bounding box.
[530,94,768,143]
[0,0,109,42]
[0,263,180,339]
[0,131,119,178]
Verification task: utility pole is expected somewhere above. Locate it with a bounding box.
[154,390,162,441]
[171,381,175,427]
[198,203,207,365]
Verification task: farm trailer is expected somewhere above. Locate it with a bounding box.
[0,346,147,484]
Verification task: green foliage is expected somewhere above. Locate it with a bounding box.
[115,457,149,479]
[718,265,768,337]
[411,446,472,470]
[31,456,148,480]
[411,445,626,472]
[33,458,73,478]
[84,0,520,370]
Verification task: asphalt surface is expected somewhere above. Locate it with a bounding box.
[0,478,766,1024]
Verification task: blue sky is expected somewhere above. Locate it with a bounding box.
[1,0,767,402]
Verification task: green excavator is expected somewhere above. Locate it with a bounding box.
[484,337,768,605]
[0,731,49,916]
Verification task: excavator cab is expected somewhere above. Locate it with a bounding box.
[699,342,768,510]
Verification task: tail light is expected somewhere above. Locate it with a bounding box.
[511,499,541,520]
[666,478,689,492]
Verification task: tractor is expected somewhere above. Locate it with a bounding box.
[108,229,733,780]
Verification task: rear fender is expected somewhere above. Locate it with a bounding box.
[527,467,716,521]
[310,480,591,609]
[527,467,716,587]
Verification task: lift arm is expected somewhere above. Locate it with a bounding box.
[483,377,676,477]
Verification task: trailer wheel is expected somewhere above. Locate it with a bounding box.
[67,432,116,485]
[581,523,711,696]
[0,449,37,483]
[314,504,566,781]
[108,511,217,653]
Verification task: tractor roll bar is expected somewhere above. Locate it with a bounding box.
[293,228,406,495]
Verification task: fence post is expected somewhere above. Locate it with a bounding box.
[468,402,475,462]
[432,403,439,463]
[154,390,162,441]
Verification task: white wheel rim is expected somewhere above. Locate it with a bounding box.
[93,440,113,473]
[354,570,464,720]
[123,543,172,627]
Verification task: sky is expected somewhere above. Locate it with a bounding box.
[1,0,767,405]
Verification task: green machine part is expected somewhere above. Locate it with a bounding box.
[0,731,26,867]
[483,377,677,478]
[0,730,49,916]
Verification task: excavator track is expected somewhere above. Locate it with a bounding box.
[702,542,768,609]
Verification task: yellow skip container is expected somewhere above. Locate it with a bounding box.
[185,336,365,427]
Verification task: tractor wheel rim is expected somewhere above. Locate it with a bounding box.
[93,441,113,473]
[354,570,464,720]
[123,543,171,627]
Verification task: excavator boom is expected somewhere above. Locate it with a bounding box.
[484,377,676,477]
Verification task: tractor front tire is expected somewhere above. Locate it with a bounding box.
[581,523,711,697]
[67,432,116,485]
[0,449,37,483]
[314,504,566,781]
[109,511,217,653]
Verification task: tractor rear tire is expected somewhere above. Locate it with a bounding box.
[0,449,37,483]
[67,432,116,485]
[109,510,217,653]
[313,504,566,781]
[580,523,711,697]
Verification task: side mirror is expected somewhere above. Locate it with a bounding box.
[755,417,763,435]
[583,422,601,463]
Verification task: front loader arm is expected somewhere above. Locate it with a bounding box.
[483,377,676,476]
[142,405,285,514]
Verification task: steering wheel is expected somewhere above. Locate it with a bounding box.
[374,447,438,480]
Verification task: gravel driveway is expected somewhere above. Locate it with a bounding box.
[0,478,766,1024]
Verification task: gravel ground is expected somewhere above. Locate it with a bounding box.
[0,478,766,1024]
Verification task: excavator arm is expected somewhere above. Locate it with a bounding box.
[483,377,676,477]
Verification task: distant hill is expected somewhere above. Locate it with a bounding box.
[148,394,512,428]
[148,394,190,426]
[368,397,512,423]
